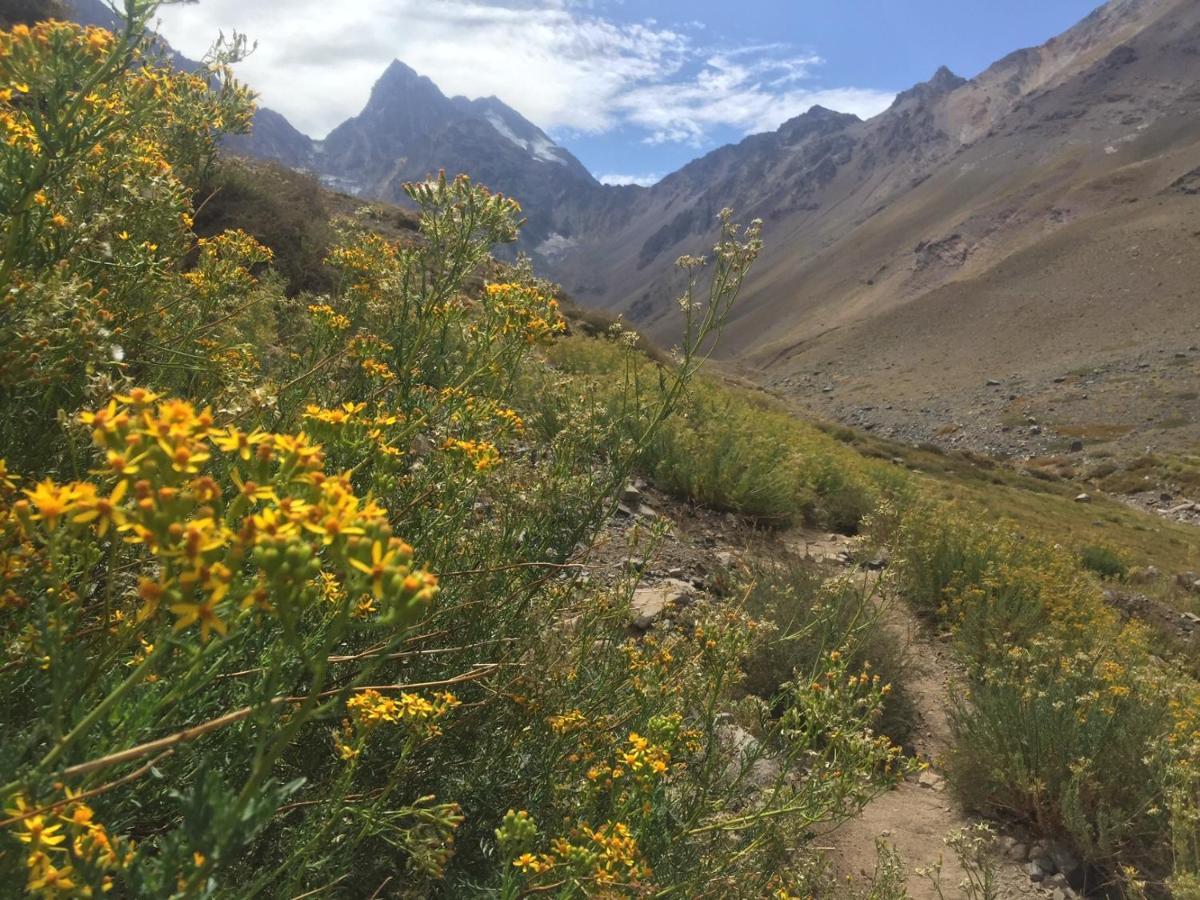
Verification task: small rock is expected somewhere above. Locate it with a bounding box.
[917,770,945,790]
[717,722,782,790]
[1030,425,1043,435]
[987,379,1002,386]
[1074,493,1092,504]
[630,579,693,630]
[1026,860,1046,883]
[625,557,647,574]
[863,552,890,571]
[1011,842,1029,861]
[619,484,643,506]
[1033,853,1058,876]
[1069,439,1084,452]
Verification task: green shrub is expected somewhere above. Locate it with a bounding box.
[1080,544,1128,580]
[547,339,901,532]
[740,559,916,749]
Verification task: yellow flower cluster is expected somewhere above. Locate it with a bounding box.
[3,391,438,642]
[347,689,461,729]
[617,732,670,778]
[547,709,587,735]
[441,438,501,471]
[482,283,566,344]
[586,731,671,788]
[500,810,651,887]
[303,402,367,427]
[307,303,350,332]
[338,689,461,753]
[6,790,135,898]
[360,358,396,381]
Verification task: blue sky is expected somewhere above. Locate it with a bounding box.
[156,0,1104,185]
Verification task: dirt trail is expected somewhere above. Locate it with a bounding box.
[594,495,1056,898]
[789,531,1043,899]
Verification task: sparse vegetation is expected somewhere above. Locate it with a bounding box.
[739,559,917,750]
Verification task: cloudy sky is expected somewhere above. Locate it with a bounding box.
[154,0,1101,186]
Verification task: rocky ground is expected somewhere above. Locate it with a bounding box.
[769,342,1200,465]
[584,482,1100,898]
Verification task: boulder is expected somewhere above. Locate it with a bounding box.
[716,720,782,791]
[620,483,643,506]
[917,770,945,791]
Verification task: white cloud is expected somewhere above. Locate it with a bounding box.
[153,1,894,143]
[598,173,660,187]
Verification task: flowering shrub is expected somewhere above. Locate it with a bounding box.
[891,501,1200,888]
[0,7,910,897]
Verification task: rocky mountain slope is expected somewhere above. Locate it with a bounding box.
[543,0,1200,463]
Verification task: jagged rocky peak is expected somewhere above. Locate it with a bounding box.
[889,65,968,108]
[373,59,442,94]
[347,59,457,130]
[777,104,861,140]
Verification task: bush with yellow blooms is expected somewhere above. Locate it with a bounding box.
[0,4,912,897]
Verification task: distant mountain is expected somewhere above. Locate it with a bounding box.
[63,0,316,171]
[531,0,1200,464]
[226,108,314,170]
[264,60,602,247]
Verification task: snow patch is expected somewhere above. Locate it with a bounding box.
[598,173,660,188]
[486,112,567,166]
[537,233,578,259]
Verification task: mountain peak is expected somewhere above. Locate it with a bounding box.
[930,65,964,88]
[889,65,968,109]
[381,59,419,79]
[375,59,441,94]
